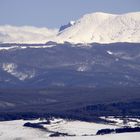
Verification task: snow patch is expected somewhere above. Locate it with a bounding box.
[100,116,140,127]
[77,65,89,72]
[2,63,35,80]
[107,50,113,55]
[0,45,55,51]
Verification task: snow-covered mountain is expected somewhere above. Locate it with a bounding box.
[54,12,140,43]
[0,25,58,43]
[0,12,139,44]
[0,12,140,88]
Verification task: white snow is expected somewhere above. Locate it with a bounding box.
[53,12,140,44]
[0,12,140,44]
[77,65,89,72]
[0,119,49,140]
[106,50,139,60]
[0,118,140,140]
[0,118,139,140]
[2,63,35,80]
[0,45,55,51]
[100,116,140,127]
[69,21,75,25]
[45,118,117,136]
[107,50,113,55]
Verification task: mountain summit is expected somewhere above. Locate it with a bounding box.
[0,12,140,44]
[54,12,140,43]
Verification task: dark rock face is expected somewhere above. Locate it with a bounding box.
[59,21,75,32]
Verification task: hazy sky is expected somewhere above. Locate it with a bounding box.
[0,0,140,28]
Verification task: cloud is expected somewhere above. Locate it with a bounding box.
[0,25,58,43]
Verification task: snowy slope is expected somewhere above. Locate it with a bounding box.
[54,12,140,43]
[0,118,139,140]
[45,118,118,136]
[0,12,139,44]
[0,25,58,43]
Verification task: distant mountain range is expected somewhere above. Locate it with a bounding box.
[0,12,140,44]
[0,42,140,88]
[0,12,140,88]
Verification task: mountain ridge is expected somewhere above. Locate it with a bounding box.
[0,12,140,44]
[53,12,140,44]
[0,42,140,88]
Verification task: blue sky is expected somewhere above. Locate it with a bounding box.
[0,0,140,28]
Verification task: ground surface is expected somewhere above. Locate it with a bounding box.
[0,118,139,140]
